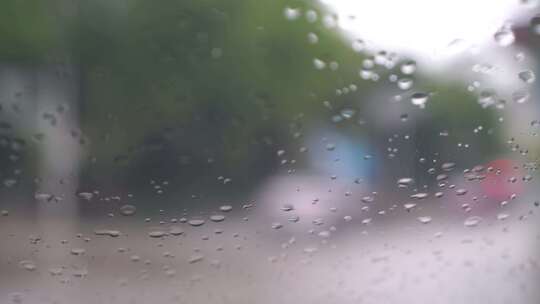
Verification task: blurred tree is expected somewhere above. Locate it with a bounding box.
[0,0,500,195]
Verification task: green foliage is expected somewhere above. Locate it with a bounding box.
[0,0,501,189]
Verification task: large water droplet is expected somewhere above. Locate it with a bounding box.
[313,58,326,70]
[455,188,468,196]
[209,215,226,222]
[305,10,318,23]
[283,7,301,20]
[400,60,417,75]
[497,213,509,221]
[169,227,184,236]
[188,219,206,227]
[397,78,414,90]
[148,231,167,238]
[410,92,429,108]
[404,203,417,211]
[410,192,429,200]
[494,26,515,46]
[441,162,456,171]
[518,70,536,84]
[512,90,530,104]
[307,32,319,44]
[478,89,498,108]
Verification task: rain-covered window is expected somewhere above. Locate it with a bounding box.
[1,0,540,303]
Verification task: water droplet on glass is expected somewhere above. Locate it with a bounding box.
[169,227,184,236]
[70,248,86,256]
[34,192,52,202]
[271,222,283,229]
[417,216,432,224]
[283,7,301,20]
[188,255,204,264]
[77,192,93,201]
[219,205,233,212]
[410,92,429,108]
[313,58,326,70]
[518,70,536,84]
[280,204,294,211]
[288,215,300,222]
[456,188,468,196]
[397,177,414,188]
[410,192,429,200]
[19,260,37,271]
[464,216,482,227]
[400,61,417,75]
[119,204,136,216]
[497,213,509,221]
[478,89,499,108]
[397,78,413,90]
[361,195,375,203]
[209,215,226,222]
[441,162,456,171]
[512,90,530,104]
[148,231,167,238]
[318,230,331,238]
[305,10,318,23]
[494,26,515,46]
[404,203,416,211]
[340,108,356,119]
[307,32,319,44]
[188,219,206,227]
[94,229,121,237]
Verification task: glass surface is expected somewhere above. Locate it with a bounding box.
[1,1,540,303]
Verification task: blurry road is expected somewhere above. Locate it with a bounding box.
[1,173,538,304]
